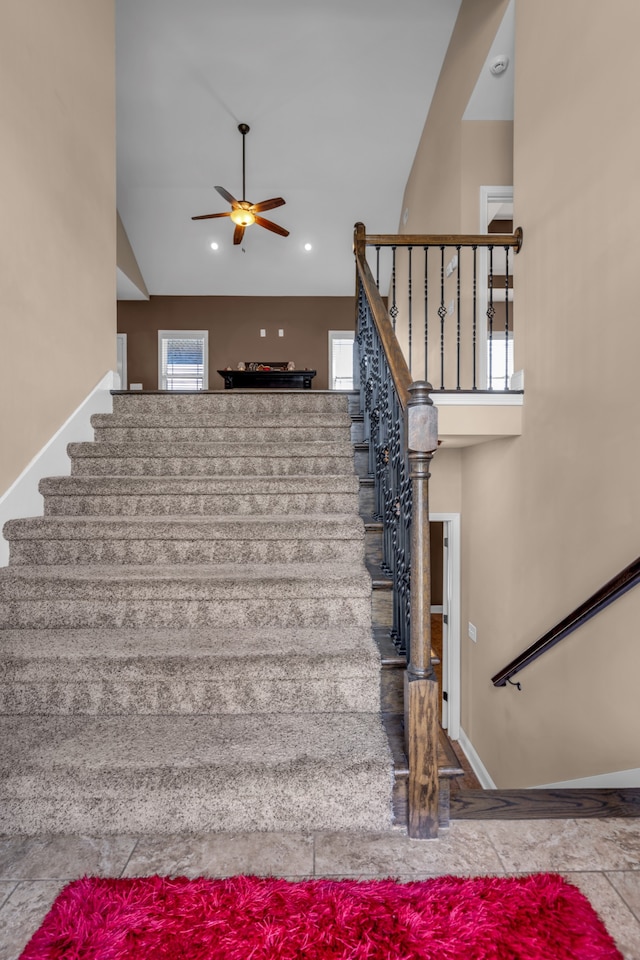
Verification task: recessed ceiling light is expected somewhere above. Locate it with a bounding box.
[304,243,312,252]
[210,242,219,250]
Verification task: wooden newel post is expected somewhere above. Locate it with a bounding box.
[404,380,440,839]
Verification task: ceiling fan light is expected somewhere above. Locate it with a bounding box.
[230,208,255,227]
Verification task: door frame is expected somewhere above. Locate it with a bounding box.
[430,512,461,740]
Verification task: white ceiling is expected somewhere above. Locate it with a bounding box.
[116,0,463,298]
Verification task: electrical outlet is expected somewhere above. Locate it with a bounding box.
[468,622,477,643]
[278,329,284,337]
[260,329,266,337]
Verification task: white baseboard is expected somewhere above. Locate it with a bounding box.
[457,727,497,789]
[0,370,118,566]
[535,768,640,789]
[430,605,443,613]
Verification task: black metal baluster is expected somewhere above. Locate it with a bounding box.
[424,246,429,383]
[390,246,398,331]
[487,245,495,390]
[472,245,478,390]
[456,244,461,391]
[376,245,381,290]
[504,245,510,391]
[437,246,446,389]
[408,245,413,373]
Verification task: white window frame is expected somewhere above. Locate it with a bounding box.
[158,330,209,391]
[328,330,355,390]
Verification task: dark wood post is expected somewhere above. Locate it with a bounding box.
[404,380,440,839]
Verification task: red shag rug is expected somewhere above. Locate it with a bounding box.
[20,873,622,960]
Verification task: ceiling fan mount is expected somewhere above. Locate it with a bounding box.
[192,122,289,245]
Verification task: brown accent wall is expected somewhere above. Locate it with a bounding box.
[117,296,357,391]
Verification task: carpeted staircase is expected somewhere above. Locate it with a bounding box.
[0,391,393,834]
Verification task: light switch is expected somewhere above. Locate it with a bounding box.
[468,622,477,643]
[260,329,266,337]
[278,329,284,337]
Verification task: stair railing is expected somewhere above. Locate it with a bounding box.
[355,222,440,838]
[492,556,640,688]
[354,221,522,837]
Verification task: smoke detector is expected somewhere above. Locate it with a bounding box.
[490,55,510,76]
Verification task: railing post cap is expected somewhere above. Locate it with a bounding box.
[407,381,434,407]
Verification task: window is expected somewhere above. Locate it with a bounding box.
[158,331,208,390]
[328,331,355,390]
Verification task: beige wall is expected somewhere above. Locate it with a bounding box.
[118,296,357,391]
[0,1,116,495]
[405,0,640,786]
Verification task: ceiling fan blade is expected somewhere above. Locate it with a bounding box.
[251,197,286,213]
[215,185,239,206]
[233,223,246,245]
[191,211,231,221]
[254,215,290,238]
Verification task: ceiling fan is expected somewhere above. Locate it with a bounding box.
[192,123,289,245]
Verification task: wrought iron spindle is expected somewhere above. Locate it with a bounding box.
[437,246,446,390]
[423,246,429,383]
[375,245,380,289]
[390,246,398,331]
[408,245,413,373]
[472,245,478,390]
[504,245,510,390]
[456,245,461,391]
[487,245,495,390]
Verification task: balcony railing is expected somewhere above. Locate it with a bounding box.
[362,225,523,392]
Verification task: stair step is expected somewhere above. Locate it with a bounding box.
[68,447,356,477]
[0,626,381,714]
[110,392,352,419]
[0,713,393,834]
[0,563,372,628]
[5,515,365,565]
[40,475,360,517]
[91,421,352,444]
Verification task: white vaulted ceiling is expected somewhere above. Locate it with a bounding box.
[116,0,462,297]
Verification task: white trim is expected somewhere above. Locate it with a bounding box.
[434,393,522,406]
[116,334,128,391]
[430,604,443,613]
[430,512,461,740]
[535,768,640,789]
[328,330,355,391]
[479,186,514,390]
[458,727,497,789]
[0,370,118,566]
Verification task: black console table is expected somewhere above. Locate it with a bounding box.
[218,369,316,390]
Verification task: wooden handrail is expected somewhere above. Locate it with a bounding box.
[364,226,523,251]
[492,557,640,687]
[354,223,412,409]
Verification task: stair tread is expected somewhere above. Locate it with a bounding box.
[0,713,391,778]
[0,562,371,597]
[5,514,365,540]
[68,441,355,458]
[40,475,361,494]
[0,625,380,677]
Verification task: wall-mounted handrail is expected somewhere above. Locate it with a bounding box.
[492,557,640,688]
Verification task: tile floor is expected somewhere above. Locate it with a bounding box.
[1,820,639,959]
